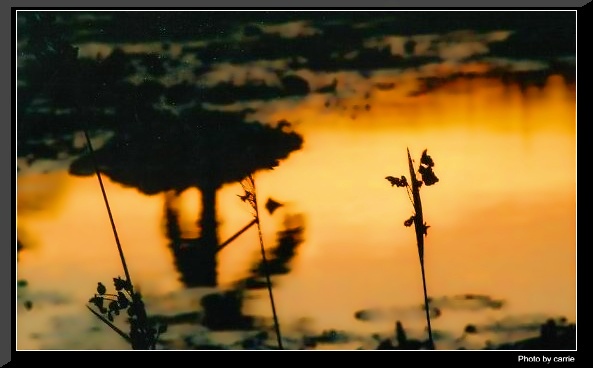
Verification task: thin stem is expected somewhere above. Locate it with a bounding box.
[67,39,133,289]
[95,293,119,298]
[93,296,119,302]
[405,185,415,210]
[419,259,435,350]
[70,44,149,350]
[82,129,133,287]
[216,218,258,254]
[251,176,284,350]
[407,148,435,350]
[86,305,131,344]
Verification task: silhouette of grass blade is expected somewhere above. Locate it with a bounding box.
[242,174,284,349]
[87,305,132,344]
[406,148,435,349]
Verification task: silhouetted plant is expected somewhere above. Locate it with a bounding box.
[87,277,167,349]
[17,14,163,349]
[81,121,167,350]
[237,174,284,349]
[385,148,439,350]
[375,321,431,350]
[492,318,576,350]
[247,213,304,283]
[69,110,303,287]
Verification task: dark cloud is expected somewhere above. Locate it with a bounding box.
[55,12,247,43]
[472,314,552,335]
[193,74,310,105]
[486,59,576,88]
[487,21,575,61]
[68,108,303,193]
[427,294,505,312]
[187,29,364,67]
[355,294,505,323]
[315,78,338,94]
[354,305,441,323]
[410,57,575,96]
[289,48,442,74]
[24,11,575,64]
[374,82,396,91]
[351,11,575,40]
[257,20,321,39]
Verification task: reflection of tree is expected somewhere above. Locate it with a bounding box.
[17,13,144,165]
[70,109,303,286]
[240,213,305,290]
[196,213,304,333]
[19,13,304,287]
[154,209,305,338]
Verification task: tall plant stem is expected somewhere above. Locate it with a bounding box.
[250,176,284,349]
[419,256,434,349]
[82,128,133,287]
[407,148,435,350]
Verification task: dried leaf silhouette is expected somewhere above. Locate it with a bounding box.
[108,300,119,313]
[418,165,439,186]
[418,149,439,186]
[89,296,104,309]
[385,176,408,188]
[420,149,435,167]
[404,216,415,227]
[238,193,253,203]
[421,223,431,236]
[113,277,130,291]
[117,291,129,308]
[265,198,283,215]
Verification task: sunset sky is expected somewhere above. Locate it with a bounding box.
[17,11,576,350]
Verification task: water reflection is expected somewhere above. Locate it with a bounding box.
[17,75,575,349]
[68,109,303,287]
[16,11,575,350]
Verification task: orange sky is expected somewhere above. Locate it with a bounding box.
[17,75,576,349]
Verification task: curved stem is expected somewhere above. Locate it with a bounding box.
[407,148,435,350]
[82,128,133,287]
[251,176,284,350]
[419,259,435,350]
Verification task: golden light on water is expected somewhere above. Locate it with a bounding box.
[17,75,576,349]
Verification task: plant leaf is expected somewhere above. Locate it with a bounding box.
[404,216,415,227]
[418,165,439,186]
[420,149,435,167]
[386,176,407,187]
[89,296,104,310]
[113,277,127,291]
[109,300,120,312]
[117,291,129,308]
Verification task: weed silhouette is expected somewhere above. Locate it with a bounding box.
[385,148,440,349]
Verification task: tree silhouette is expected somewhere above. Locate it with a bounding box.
[17,13,140,164]
[18,13,304,287]
[69,108,303,286]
